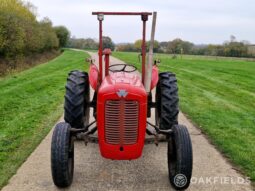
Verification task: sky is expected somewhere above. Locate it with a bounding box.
[29,0,255,44]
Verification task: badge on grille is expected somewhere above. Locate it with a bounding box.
[116,89,128,98]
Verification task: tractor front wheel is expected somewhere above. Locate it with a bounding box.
[168,124,193,190]
[51,122,74,188]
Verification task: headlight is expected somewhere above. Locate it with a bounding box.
[98,14,104,21]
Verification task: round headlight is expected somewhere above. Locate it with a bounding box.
[98,14,104,21]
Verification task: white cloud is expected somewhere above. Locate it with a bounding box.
[29,0,255,44]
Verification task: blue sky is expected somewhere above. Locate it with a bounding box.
[29,0,255,44]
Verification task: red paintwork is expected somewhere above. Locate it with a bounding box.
[93,12,152,87]
[103,48,112,55]
[89,64,99,90]
[97,72,147,160]
[150,65,159,90]
[91,12,156,160]
[98,20,103,83]
[103,49,111,77]
[92,12,152,16]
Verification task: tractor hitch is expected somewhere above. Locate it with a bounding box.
[79,126,98,146]
[146,121,173,135]
[70,120,96,134]
[146,121,173,146]
[70,121,98,145]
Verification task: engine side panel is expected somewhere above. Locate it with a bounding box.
[97,72,147,160]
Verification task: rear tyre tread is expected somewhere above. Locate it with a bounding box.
[64,70,90,129]
[156,72,179,130]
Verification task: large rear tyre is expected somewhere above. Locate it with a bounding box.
[168,124,193,190]
[51,122,74,188]
[64,70,90,129]
[156,72,179,130]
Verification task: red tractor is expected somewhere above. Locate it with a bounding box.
[51,12,193,190]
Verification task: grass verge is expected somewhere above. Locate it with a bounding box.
[0,50,61,77]
[0,49,89,188]
[112,51,255,182]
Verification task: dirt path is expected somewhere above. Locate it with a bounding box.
[2,51,253,191]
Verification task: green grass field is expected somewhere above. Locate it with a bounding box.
[0,49,254,188]
[0,49,89,188]
[112,51,255,181]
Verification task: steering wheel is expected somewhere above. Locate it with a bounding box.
[109,64,137,73]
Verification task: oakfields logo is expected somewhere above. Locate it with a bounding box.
[174,174,187,188]
[191,176,251,185]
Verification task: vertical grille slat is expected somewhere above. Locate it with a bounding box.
[105,100,139,145]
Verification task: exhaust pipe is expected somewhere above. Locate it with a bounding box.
[144,12,157,93]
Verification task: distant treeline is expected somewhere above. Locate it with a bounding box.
[118,36,255,58]
[67,36,115,51]
[68,35,255,58]
[0,0,70,61]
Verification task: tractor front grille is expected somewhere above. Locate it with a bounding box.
[105,100,139,145]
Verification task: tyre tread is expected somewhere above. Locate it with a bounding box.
[156,72,179,130]
[168,124,193,190]
[51,122,73,188]
[64,70,90,128]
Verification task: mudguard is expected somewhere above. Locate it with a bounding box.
[151,65,159,90]
[89,64,99,90]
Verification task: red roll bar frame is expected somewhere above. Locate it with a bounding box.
[92,12,152,84]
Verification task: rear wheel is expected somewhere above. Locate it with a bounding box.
[156,72,179,130]
[64,70,90,129]
[168,124,193,190]
[51,122,74,188]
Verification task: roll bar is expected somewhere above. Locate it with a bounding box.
[92,12,153,84]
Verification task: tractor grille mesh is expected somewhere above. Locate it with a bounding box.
[105,100,139,145]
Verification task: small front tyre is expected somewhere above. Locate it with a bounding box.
[51,122,74,188]
[168,124,193,190]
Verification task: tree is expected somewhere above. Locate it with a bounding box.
[147,40,159,52]
[166,38,193,54]
[223,42,248,57]
[0,0,66,59]
[116,43,136,52]
[134,39,143,50]
[67,37,98,50]
[39,17,59,50]
[102,36,115,50]
[167,39,183,54]
[159,41,168,53]
[83,38,98,50]
[134,39,159,52]
[0,10,25,58]
[54,26,70,47]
